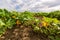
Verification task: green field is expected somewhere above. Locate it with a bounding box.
[0,9,60,40]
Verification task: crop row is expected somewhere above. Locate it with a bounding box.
[0,9,60,40]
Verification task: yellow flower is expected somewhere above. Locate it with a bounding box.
[42,21,48,27]
[16,20,21,25]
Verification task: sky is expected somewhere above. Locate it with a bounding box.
[0,0,60,12]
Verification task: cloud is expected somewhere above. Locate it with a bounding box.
[0,0,60,12]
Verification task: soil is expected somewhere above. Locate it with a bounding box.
[0,25,50,40]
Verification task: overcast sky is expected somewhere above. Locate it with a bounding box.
[0,0,60,12]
